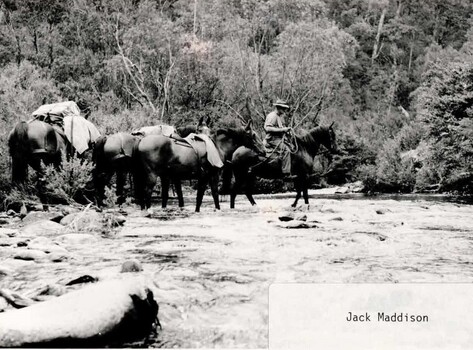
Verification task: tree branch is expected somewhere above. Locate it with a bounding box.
[115,15,157,114]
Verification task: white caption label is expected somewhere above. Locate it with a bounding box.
[269,284,473,350]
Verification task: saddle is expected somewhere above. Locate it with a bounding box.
[176,133,223,168]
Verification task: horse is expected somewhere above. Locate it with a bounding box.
[134,120,262,212]
[92,133,141,206]
[8,120,67,186]
[91,117,215,206]
[230,124,338,208]
[8,118,99,203]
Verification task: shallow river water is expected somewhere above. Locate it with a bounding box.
[1,193,473,348]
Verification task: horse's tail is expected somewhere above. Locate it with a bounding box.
[220,162,233,195]
[8,122,30,184]
[131,138,145,206]
[8,121,30,158]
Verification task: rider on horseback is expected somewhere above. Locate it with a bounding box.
[263,99,294,180]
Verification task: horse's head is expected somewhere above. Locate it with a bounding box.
[197,115,212,136]
[243,119,265,154]
[322,122,338,154]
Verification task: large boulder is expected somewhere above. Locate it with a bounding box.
[21,211,64,226]
[19,221,64,237]
[0,278,159,347]
[60,211,103,231]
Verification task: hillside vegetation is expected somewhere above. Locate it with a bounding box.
[0,0,472,198]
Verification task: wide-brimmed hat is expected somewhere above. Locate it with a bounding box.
[273,99,290,109]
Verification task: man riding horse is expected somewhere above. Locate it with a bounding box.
[263,98,294,180]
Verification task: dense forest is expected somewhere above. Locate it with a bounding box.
[0,0,472,199]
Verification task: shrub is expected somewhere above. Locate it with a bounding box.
[360,122,425,193]
[43,154,95,204]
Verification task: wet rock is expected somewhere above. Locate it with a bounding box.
[276,220,318,229]
[375,209,390,215]
[0,228,17,237]
[66,275,97,286]
[13,249,48,261]
[350,181,365,193]
[0,218,9,225]
[6,209,17,217]
[28,237,68,254]
[294,214,307,222]
[34,284,67,299]
[278,213,295,221]
[0,297,8,312]
[1,258,36,269]
[19,203,27,219]
[0,289,34,309]
[49,253,69,263]
[330,217,344,221]
[0,278,159,347]
[0,238,12,247]
[121,260,143,273]
[60,211,103,231]
[20,220,64,237]
[103,213,127,227]
[55,233,98,245]
[335,186,349,194]
[21,211,65,226]
[0,266,13,276]
[17,241,28,247]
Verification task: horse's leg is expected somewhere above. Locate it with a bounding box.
[219,165,232,195]
[161,176,170,208]
[230,171,243,209]
[292,178,302,207]
[11,156,28,185]
[96,171,114,206]
[30,158,48,204]
[143,169,157,210]
[209,172,220,210]
[195,176,209,212]
[244,174,257,206]
[173,179,184,207]
[116,170,126,205]
[302,177,310,205]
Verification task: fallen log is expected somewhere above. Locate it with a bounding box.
[0,277,159,347]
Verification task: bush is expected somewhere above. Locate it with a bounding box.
[360,122,425,193]
[325,130,376,185]
[43,154,95,204]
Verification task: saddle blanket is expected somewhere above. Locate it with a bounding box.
[32,101,81,120]
[131,124,176,137]
[63,115,101,154]
[31,101,101,154]
[184,133,224,168]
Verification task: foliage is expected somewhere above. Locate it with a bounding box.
[326,130,376,185]
[413,48,473,194]
[42,154,94,204]
[0,0,472,198]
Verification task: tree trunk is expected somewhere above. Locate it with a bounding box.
[371,7,387,64]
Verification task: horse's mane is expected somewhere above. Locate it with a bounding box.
[216,127,254,148]
[176,125,197,137]
[296,125,330,147]
[216,127,246,139]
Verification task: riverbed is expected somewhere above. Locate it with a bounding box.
[1,192,472,348]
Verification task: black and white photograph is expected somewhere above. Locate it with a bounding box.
[0,0,472,348]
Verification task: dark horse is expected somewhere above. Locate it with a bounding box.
[8,120,68,186]
[92,132,140,205]
[92,118,212,206]
[134,120,261,212]
[230,124,338,208]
